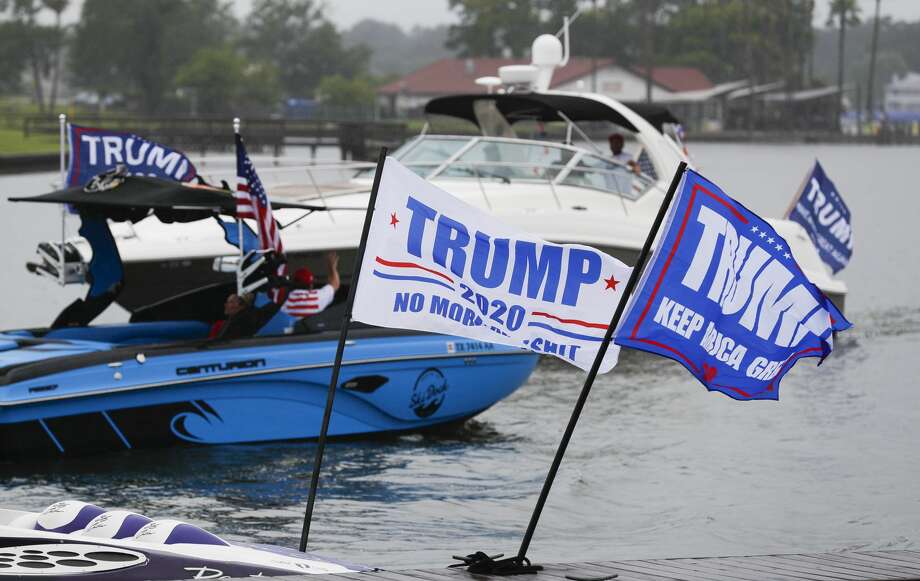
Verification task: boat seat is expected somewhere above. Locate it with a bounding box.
[255,308,299,337]
[78,510,152,539]
[133,519,229,546]
[44,321,211,345]
[33,500,106,534]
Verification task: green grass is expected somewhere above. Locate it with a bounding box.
[0,127,60,155]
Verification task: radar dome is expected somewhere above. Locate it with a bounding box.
[531,34,564,67]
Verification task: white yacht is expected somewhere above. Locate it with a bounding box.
[28,33,847,312]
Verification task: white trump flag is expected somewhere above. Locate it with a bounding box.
[353,157,633,373]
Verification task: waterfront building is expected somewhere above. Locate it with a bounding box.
[376,57,713,120]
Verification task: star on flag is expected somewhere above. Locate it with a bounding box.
[604,274,620,291]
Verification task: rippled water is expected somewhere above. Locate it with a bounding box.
[1,144,918,568]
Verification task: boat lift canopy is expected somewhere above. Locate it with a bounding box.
[10,174,338,328]
[10,175,332,224]
[424,93,681,133]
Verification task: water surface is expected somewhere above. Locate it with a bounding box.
[0,143,917,568]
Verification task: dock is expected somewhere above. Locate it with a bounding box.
[232,550,920,581]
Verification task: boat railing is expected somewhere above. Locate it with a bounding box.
[197,155,652,214]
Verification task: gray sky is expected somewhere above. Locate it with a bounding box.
[50,0,920,31]
[813,0,920,25]
[243,0,920,30]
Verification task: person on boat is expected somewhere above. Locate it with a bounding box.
[607,133,641,175]
[209,292,279,340]
[283,251,341,318]
[208,251,340,339]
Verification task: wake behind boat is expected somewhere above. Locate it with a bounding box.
[0,175,537,460]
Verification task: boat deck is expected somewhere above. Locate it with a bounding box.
[232,550,920,581]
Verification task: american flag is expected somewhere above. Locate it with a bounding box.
[235,133,287,301]
[283,289,325,317]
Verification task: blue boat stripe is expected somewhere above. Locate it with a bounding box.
[372,269,455,291]
[190,400,208,416]
[101,411,132,449]
[38,419,64,453]
[527,322,605,342]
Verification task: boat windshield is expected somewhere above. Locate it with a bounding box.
[391,136,470,176]
[391,136,652,199]
[435,140,575,182]
[559,154,640,198]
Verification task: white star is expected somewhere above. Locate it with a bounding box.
[759,232,767,239]
[767,237,775,244]
[751,225,759,233]
[783,252,791,259]
[775,244,783,251]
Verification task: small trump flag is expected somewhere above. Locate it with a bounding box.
[614,168,851,400]
[786,160,853,273]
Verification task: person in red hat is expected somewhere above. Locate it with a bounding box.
[283,251,340,317]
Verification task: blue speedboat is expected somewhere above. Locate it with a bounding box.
[1,174,537,460]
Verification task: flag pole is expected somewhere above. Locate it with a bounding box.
[783,159,813,219]
[512,161,688,567]
[299,147,388,552]
[58,113,67,286]
[233,117,244,295]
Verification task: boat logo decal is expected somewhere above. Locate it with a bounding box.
[171,400,224,443]
[175,358,266,376]
[410,368,447,418]
[184,566,233,579]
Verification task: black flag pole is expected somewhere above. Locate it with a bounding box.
[299,147,388,552]
[508,161,689,569]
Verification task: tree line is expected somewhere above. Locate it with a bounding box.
[1,0,918,118]
[449,0,815,93]
[0,0,374,116]
[448,0,918,111]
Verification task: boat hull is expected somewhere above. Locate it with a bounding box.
[117,240,845,314]
[0,501,367,578]
[0,332,537,460]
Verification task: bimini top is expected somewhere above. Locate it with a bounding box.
[10,175,327,223]
[424,93,681,133]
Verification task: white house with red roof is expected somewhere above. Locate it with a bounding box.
[377,57,714,117]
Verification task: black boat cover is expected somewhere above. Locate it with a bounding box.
[9,175,328,223]
[424,93,680,132]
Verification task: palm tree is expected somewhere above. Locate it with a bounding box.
[827,0,861,129]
